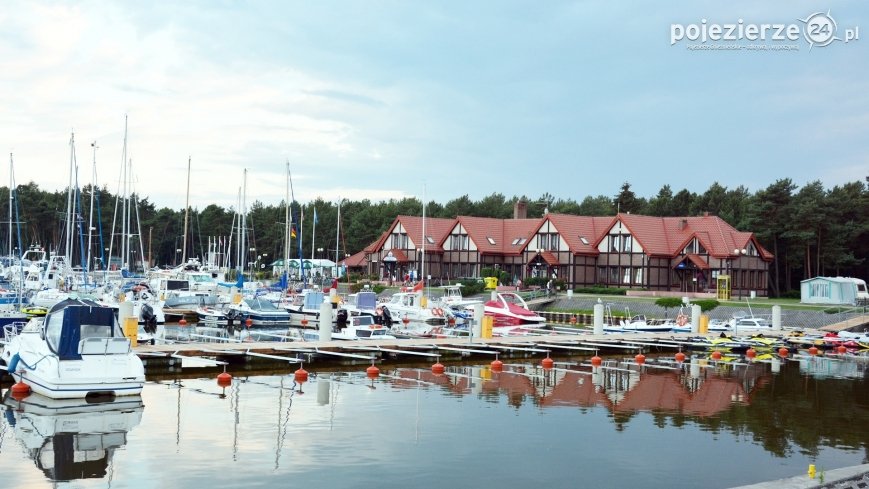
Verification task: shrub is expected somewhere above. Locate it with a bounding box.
[779,290,800,299]
[458,279,485,296]
[350,281,386,294]
[693,299,720,312]
[572,286,627,296]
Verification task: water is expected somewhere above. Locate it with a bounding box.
[1,355,868,488]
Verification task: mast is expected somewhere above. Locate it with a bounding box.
[335,198,341,274]
[182,156,191,263]
[66,132,76,266]
[284,161,291,279]
[7,153,12,257]
[310,205,316,261]
[86,142,97,274]
[421,184,426,290]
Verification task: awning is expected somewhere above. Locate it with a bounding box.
[672,254,709,270]
[529,250,560,266]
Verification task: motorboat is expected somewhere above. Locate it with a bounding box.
[0,391,144,482]
[483,292,545,327]
[436,284,483,309]
[281,288,335,328]
[0,298,145,399]
[225,296,291,327]
[303,315,396,341]
[605,315,678,333]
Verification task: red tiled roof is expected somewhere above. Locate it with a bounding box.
[341,250,367,268]
[393,215,454,252]
[386,248,409,262]
[609,213,773,261]
[671,253,710,270]
[537,250,560,266]
[541,214,613,255]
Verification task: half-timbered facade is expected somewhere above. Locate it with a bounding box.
[354,209,773,297]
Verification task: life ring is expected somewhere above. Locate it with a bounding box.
[676,314,688,327]
[433,307,443,317]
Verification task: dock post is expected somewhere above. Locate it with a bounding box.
[691,304,701,334]
[317,377,330,405]
[772,305,782,331]
[472,303,484,338]
[319,301,333,341]
[593,303,603,335]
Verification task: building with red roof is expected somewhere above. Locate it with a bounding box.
[358,201,773,296]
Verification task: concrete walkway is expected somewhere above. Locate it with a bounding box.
[730,464,869,489]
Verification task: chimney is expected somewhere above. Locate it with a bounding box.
[514,199,527,219]
[679,218,688,230]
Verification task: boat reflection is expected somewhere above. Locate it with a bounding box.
[387,357,771,418]
[1,392,144,482]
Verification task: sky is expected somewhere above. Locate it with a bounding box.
[0,1,866,211]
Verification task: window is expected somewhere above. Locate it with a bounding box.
[622,237,632,253]
[450,234,469,250]
[512,238,520,245]
[487,237,496,245]
[391,232,409,249]
[580,236,589,245]
[811,282,830,298]
[426,236,434,244]
[610,235,621,253]
[635,268,643,284]
[622,267,632,284]
[519,238,527,245]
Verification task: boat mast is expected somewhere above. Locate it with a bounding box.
[86,142,97,275]
[421,184,426,290]
[240,169,247,276]
[7,153,12,258]
[335,198,341,274]
[65,132,76,267]
[182,156,191,263]
[284,161,290,280]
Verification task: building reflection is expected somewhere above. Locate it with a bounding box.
[1,392,143,482]
[388,357,771,418]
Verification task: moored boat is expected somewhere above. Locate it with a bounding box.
[0,298,145,399]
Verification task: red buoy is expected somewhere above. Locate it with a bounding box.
[217,372,232,387]
[402,317,410,326]
[431,362,445,374]
[570,315,577,324]
[542,357,554,369]
[366,365,380,378]
[634,353,646,365]
[179,318,187,327]
[837,345,847,354]
[300,318,309,327]
[590,355,602,367]
[490,359,503,372]
[778,347,789,358]
[675,351,686,363]
[711,351,722,360]
[294,367,308,383]
[745,348,757,359]
[245,318,253,328]
[11,381,30,400]
[808,346,819,356]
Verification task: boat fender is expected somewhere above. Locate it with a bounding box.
[7,353,19,374]
[676,314,688,327]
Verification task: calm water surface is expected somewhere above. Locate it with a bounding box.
[1,354,868,489]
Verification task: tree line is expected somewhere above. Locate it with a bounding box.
[1,178,866,296]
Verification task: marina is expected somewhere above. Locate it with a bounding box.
[1,347,868,488]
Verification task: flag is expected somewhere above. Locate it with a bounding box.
[313,207,318,225]
[291,226,297,239]
[412,280,424,292]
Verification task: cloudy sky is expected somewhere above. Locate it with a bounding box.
[0,1,866,211]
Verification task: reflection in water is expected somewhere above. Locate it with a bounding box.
[0,355,867,488]
[1,392,143,482]
[387,357,767,418]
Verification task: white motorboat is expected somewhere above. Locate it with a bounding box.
[0,298,145,399]
[483,292,546,327]
[604,314,676,333]
[225,296,291,327]
[1,391,144,482]
[281,288,335,328]
[303,315,396,341]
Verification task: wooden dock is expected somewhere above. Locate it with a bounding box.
[819,314,869,332]
[133,331,697,374]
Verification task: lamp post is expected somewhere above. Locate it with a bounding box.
[732,248,747,299]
